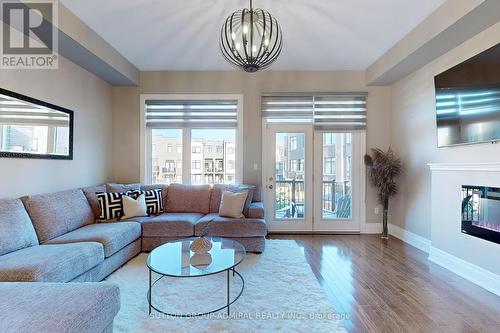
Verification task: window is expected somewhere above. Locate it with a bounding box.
[164,160,176,173]
[205,174,214,184]
[151,129,182,184]
[324,157,334,175]
[192,174,202,184]
[193,129,236,185]
[145,96,241,185]
[322,133,353,219]
[298,159,304,172]
[204,159,214,172]
[215,159,224,172]
[323,133,334,145]
[276,162,284,173]
[215,174,224,184]
[192,160,201,169]
[289,136,297,150]
[290,160,298,172]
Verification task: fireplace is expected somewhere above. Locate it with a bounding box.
[462,185,500,245]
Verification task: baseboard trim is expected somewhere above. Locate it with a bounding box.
[388,223,431,253]
[429,246,500,297]
[361,222,382,234]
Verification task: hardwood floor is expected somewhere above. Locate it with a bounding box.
[269,234,500,333]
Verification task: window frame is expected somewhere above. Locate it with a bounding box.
[140,94,243,185]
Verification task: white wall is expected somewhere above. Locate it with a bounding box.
[389,22,500,239]
[0,56,114,198]
[112,70,392,225]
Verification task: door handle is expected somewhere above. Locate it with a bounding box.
[268,185,274,190]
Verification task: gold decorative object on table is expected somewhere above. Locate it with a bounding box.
[190,236,213,254]
[190,219,214,254]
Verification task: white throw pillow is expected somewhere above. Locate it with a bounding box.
[122,194,148,220]
[219,190,248,218]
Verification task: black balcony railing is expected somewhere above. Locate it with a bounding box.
[275,179,351,219]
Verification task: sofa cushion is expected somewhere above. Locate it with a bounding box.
[82,185,106,219]
[22,189,95,243]
[219,190,248,218]
[0,199,39,256]
[96,191,131,221]
[0,242,104,282]
[129,189,164,215]
[122,194,148,220]
[209,184,255,217]
[165,184,211,214]
[247,201,265,219]
[141,184,168,210]
[252,185,262,202]
[45,222,141,257]
[0,282,120,333]
[127,213,202,237]
[195,213,267,238]
[106,183,141,193]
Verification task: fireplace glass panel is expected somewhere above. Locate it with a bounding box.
[462,185,500,244]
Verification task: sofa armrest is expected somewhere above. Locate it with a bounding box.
[247,202,265,218]
[0,282,120,333]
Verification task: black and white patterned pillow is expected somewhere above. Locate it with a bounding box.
[130,189,163,215]
[96,191,135,221]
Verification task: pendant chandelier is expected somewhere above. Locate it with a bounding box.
[220,0,283,73]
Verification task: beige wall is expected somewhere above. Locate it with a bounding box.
[112,70,391,224]
[0,56,114,199]
[389,22,500,239]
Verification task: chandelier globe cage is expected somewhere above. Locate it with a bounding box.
[220,0,283,73]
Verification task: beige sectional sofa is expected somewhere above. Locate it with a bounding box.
[0,182,266,332]
[125,183,267,252]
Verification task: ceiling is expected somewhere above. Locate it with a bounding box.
[60,0,445,71]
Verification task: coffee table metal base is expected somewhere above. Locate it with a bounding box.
[147,268,244,317]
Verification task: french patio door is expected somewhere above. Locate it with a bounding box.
[262,123,365,233]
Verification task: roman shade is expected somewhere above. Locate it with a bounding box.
[262,93,367,130]
[261,95,313,123]
[145,99,239,128]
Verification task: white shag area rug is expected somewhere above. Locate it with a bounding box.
[106,240,347,333]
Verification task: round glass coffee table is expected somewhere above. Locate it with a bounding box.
[147,237,246,317]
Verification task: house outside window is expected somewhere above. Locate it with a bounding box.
[145,96,242,185]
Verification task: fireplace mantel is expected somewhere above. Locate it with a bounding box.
[428,162,500,172]
[428,163,500,296]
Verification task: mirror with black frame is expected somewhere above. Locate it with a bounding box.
[0,88,73,160]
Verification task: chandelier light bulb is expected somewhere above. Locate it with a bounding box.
[220,0,283,73]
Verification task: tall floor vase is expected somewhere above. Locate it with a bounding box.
[381,199,389,239]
